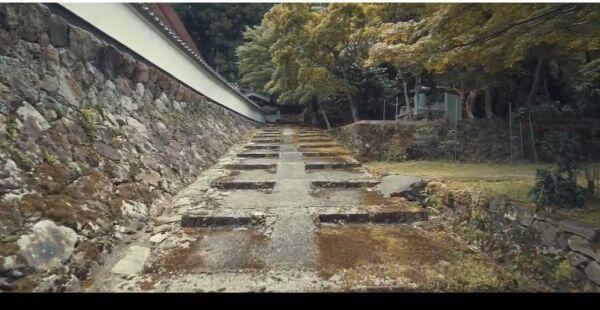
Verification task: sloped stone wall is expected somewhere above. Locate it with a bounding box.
[330,119,600,162]
[0,4,256,291]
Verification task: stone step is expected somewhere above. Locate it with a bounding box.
[298,138,333,143]
[297,144,339,149]
[305,162,362,170]
[311,180,380,189]
[297,133,325,136]
[318,209,428,224]
[237,152,280,158]
[253,134,281,138]
[302,151,350,157]
[224,163,277,170]
[251,139,281,144]
[244,145,280,150]
[181,214,265,227]
[210,180,276,190]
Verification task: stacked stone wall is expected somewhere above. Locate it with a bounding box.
[0,4,256,291]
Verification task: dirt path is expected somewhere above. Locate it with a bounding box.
[85,126,517,292]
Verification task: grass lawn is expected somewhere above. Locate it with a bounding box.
[366,161,600,225]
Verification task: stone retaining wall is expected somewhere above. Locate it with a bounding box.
[0,4,256,291]
[329,119,600,162]
[424,181,600,291]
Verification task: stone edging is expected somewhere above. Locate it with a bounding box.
[425,181,600,289]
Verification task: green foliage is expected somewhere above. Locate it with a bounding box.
[236,3,599,122]
[382,148,407,162]
[531,169,587,208]
[411,124,443,159]
[530,132,588,208]
[78,107,99,144]
[237,4,380,121]
[41,149,58,165]
[174,3,272,82]
[8,145,34,171]
[369,3,600,119]
[554,259,579,283]
[440,137,463,160]
[5,118,20,143]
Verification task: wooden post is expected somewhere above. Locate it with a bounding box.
[383,99,386,120]
[519,121,524,161]
[529,113,538,162]
[509,102,513,161]
[395,94,399,120]
[454,97,458,161]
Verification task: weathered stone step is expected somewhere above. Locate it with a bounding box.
[244,145,280,150]
[318,209,428,224]
[302,151,350,157]
[224,163,277,170]
[298,138,333,143]
[181,214,265,227]
[253,134,281,139]
[252,138,281,144]
[305,162,362,170]
[298,144,339,149]
[297,133,329,137]
[211,180,276,190]
[311,180,380,189]
[237,152,280,158]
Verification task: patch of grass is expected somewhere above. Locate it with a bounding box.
[367,161,552,181]
[432,255,517,291]
[552,200,600,225]
[368,160,600,223]
[446,180,534,202]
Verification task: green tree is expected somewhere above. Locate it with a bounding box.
[238,3,377,123]
[368,3,600,117]
[174,3,272,82]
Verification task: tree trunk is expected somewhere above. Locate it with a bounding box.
[317,100,331,129]
[542,66,550,97]
[484,87,494,118]
[402,78,411,118]
[528,56,545,105]
[344,90,359,123]
[414,75,421,117]
[465,90,478,119]
[303,102,317,127]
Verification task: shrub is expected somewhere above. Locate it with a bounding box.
[42,149,58,165]
[412,124,443,159]
[78,107,99,143]
[530,132,588,208]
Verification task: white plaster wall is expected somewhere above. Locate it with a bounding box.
[60,3,265,123]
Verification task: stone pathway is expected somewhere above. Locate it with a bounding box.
[85,126,516,292]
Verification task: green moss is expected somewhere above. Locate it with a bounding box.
[41,149,58,165]
[554,259,578,282]
[7,145,35,171]
[5,118,20,143]
[367,161,552,180]
[437,256,515,291]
